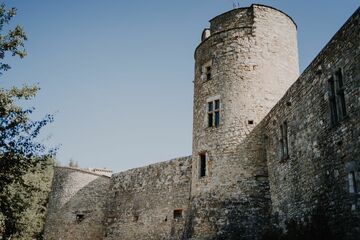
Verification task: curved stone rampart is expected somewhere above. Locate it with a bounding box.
[44,167,110,240]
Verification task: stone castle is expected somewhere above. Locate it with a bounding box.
[44,4,360,240]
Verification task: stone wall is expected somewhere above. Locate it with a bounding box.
[42,5,360,240]
[262,7,360,239]
[44,167,110,240]
[105,156,192,240]
[189,4,299,239]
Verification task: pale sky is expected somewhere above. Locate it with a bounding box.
[2,0,359,172]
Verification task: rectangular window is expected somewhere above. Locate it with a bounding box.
[207,99,220,128]
[202,61,212,81]
[199,153,206,178]
[206,66,212,80]
[348,172,357,193]
[335,69,346,119]
[328,76,338,125]
[328,69,346,126]
[280,121,289,161]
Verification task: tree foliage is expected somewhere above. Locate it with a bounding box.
[0,3,27,73]
[0,3,55,239]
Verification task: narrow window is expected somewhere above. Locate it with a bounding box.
[199,153,206,178]
[283,121,289,158]
[174,209,183,219]
[207,99,220,128]
[214,99,220,127]
[328,69,346,126]
[280,121,289,161]
[328,76,338,125]
[206,66,212,80]
[348,172,357,193]
[208,102,213,127]
[335,69,347,119]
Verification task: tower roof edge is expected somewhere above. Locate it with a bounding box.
[209,4,297,29]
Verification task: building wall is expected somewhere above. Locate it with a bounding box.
[263,7,360,239]
[189,5,299,239]
[43,5,360,240]
[104,156,192,240]
[192,4,299,194]
[44,167,110,240]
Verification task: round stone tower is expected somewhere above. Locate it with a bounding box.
[189,4,299,239]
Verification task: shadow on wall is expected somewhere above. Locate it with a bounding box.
[45,174,110,240]
[262,205,336,240]
[184,122,272,240]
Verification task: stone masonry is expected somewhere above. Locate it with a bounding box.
[44,4,360,240]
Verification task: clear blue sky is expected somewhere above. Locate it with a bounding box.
[2,0,359,172]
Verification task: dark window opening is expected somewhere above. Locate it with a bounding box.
[329,76,338,125]
[328,69,346,126]
[335,69,346,119]
[248,120,254,125]
[280,121,289,161]
[215,112,220,127]
[202,62,212,81]
[208,101,213,111]
[199,153,206,178]
[208,113,213,127]
[76,214,85,223]
[207,99,220,128]
[214,99,220,110]
[174,209,183,219]
[206,66,212,80]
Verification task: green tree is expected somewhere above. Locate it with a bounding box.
[0,3,54,239]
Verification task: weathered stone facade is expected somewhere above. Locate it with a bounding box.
[44,167,110,240]
[44,4,360,240]
[190,5,299,239]
[105,156,192,240]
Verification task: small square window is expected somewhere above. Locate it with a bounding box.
[76,214,85,223]
[202,61,212,81]
[174,209,183,219]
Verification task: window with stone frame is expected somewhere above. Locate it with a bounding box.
[207,99,220,128]
[279,121,289,161]
[328,68,346,126]
[202,60,212,81]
